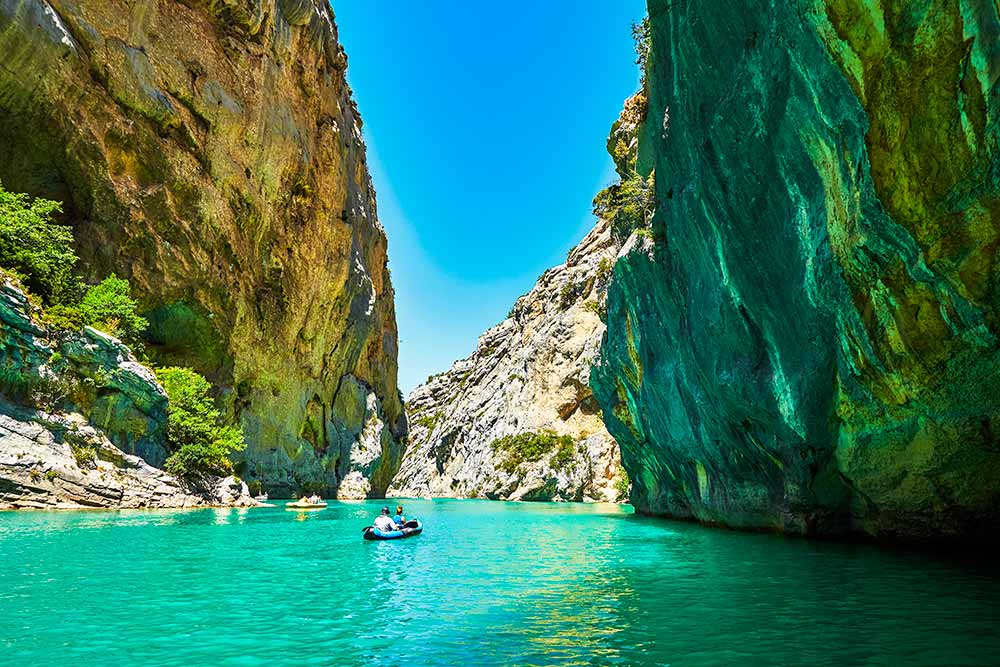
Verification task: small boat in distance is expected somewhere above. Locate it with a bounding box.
[254,493,268,502]
[286,500,327,510]
[287,493,326,510]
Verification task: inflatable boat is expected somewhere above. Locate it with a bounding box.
[285,501,327,510]
[363,519,422,540]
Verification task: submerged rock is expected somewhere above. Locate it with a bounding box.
[0,0,404,496]
[0,280,255,508]
[593,0,1000,542]
[390,219,626,503]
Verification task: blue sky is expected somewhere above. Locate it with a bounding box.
[331,1,646,394]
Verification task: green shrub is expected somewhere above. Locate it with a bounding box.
[413,410,443,432]
[584,300,606,320]
[552,437,577,470]
[30,375,75,412]
[559,283,575,307]
[70,443,98,469]
[0,365,30,396]
[43,304,87,332]
[490,430,575,474]
[593,173,655,244]
[614,463,631,500]
[596,257,613,282]
[78,274,148,346]
[0,183,82,304]
[156,366,246,478]
[0,363,75,410]
[631,17,652,84]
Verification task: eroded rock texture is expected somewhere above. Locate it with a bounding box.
[593,0,1000,541]
[0,0,404,496]
[390,220,626,503]
[0,280,255,508]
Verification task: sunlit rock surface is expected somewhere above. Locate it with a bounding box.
[0,280,255,508]
[593,0,1000,541]
[0,0,404,496]
[390,219,626,503]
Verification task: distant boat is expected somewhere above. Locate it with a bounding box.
[286,500,327,510]
[254,493,268,502]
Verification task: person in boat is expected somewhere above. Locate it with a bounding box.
[309,494,321,504]
[373,507,398,533]
[392,505,407,527]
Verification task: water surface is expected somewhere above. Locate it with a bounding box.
[1,499,997,666]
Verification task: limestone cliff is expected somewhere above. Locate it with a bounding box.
[0,0,404,497]
[593,0,1000,541]
[390,219,625,503]
[0,279,254,508]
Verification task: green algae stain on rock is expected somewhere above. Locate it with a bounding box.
[593,0,1000,542]
[145,301,229,379]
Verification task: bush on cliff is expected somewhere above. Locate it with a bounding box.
[0,182,81,304]
[0,184,148,349]
[490,430,575,474]
[592,173,655,244]
[40,274,148,350]
[156,366,245,478]
[632,16,651,84]
[78,274,148,346]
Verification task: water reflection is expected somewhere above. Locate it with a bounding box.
[0,500,996,667]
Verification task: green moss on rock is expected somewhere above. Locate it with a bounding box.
[592,0,1000,543]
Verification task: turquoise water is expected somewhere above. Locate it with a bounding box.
[1,499,997,666]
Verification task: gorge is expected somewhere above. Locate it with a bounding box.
[1,0,999,546]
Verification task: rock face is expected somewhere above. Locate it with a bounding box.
[0,0,404,497]
[0,280,168,462]
[390,219,626,503]
[593,0,1000,541]
[0,280,255,508]
[0,404,256,509]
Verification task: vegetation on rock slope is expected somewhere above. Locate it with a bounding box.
[0,183,246,480]
[490,431,577,475]
[156,367,246,478]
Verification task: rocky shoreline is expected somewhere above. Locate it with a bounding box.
[0,280,256,510]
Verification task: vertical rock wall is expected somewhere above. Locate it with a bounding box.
[0,1,405,496]
[593,0,1000,541]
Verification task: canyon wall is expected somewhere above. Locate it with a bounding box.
[390,219,625,502]
[593,0,1000,541]
[0,0,404,496]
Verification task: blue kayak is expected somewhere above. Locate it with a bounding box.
[363,519,422,540]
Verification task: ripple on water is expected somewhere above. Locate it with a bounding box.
[0,499,997,666]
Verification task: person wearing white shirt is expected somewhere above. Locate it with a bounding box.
[373,507,398,532]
